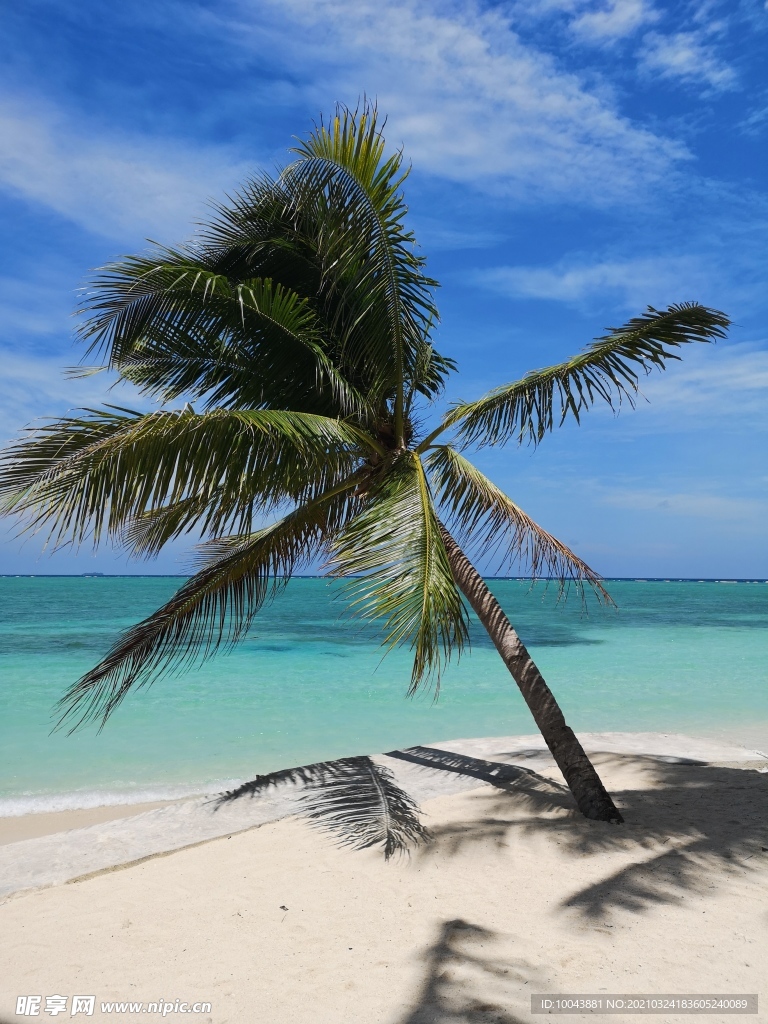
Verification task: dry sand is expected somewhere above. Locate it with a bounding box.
[0,733,766,1023]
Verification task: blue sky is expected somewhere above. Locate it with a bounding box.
[1,0,766,577]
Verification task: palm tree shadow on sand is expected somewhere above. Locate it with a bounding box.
[214,754,431,859]
[214,747,768,918]
[395,918,540,1024]
[417,752,768,918]
[213,745,570,859]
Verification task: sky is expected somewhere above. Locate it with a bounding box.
[0,0,766,578]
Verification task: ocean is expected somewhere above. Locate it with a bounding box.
[1,576,766,815]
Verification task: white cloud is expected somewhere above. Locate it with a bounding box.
[511,0,658,39]
[0,97,251,241]
[639,30,737,91]
[571,343,768,434]
[228,0,688,204]
[474,255,711,308]
[0,0,709,238]
[739,100,768,136]
[599,487,764,521]
[0,274,74,338]
[570,0,659,42]
[410,220,504,252]
[0,348,147,447]
[638,343,768,420]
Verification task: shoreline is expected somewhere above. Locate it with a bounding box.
[1,731,766,888]
[1,729,766,1023]
[0,800,181,846]
[2,726,765,835]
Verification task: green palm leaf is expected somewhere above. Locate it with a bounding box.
[55,480,362,731]
[331,450,469,693]
[121,492,224,559]
[427,303,729,450]
[79,253,365,417]
[283,104,442,439]
[77,108,449,423]
[1,407,372,550]
[428,445,610,601]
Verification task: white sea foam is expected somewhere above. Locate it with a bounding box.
[0,780,246,817]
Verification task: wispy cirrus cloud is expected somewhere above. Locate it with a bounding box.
[569,0,660,43]
[0,0,735,244]
[518,0,740,90]
[0,273,75,338]
[639,29,737,91]
[599,487,764,521]
[473,255,709,309]
[561,343,768,436]
[0,97,251,242]
[468,247,753,311]
[637,343,768,422]
[738,95,768,136]
[460,339,768,444]
[471,190,768,310]
[514,0,659,41]
[223,0,688,205]
[0,348,138,445]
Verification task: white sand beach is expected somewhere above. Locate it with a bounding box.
[1,732,766,1023]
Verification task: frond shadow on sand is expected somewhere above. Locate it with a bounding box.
[417,752,768,919]
[385,745,571,816]
[396,918,539,1024]
[212,745,568,860]
[211,744,767,922]
[213,754,430,860]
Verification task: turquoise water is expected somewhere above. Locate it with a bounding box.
[1,577,767,813]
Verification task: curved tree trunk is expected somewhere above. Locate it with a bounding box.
[440,526,623,824]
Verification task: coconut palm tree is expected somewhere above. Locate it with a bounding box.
[0,106,729,827]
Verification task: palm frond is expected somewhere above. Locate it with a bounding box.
[121,492,223,559]
[405,340,458,416]
[0,407,370,550]
[428,445,610,601]
[55,481,360,731]
[78,250,366,416]
[330,451,469,693]
[217,754,429,860]
[73,106,451,421]
[438,303,729,450]
[283,103,443,436]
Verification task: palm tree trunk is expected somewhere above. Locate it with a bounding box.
[440,526,623,824]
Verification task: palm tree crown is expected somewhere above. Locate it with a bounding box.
[0,106,729,794]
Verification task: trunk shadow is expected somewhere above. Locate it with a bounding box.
[396,918,540,1024]
[386,745,572,815]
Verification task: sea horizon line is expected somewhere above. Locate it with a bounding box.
[2,574,767,583]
